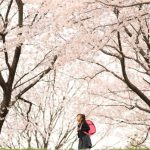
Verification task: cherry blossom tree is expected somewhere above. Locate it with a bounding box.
[70,0,150,147]
[0,68,108,149]
[0,71,77,149]
[0,0,106,148]
[1,0,150,148]
[0,0,83,133]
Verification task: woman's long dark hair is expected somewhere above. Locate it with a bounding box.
[77,114,86,123]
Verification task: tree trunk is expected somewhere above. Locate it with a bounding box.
[0,87,11,133]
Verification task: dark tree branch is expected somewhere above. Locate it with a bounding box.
[0,72,6,91]
[0,13,4,25]
[131,127,150,147]
[13,50,52,89]
[8,46,21,87]
[92,13,148,31]
[15,55,57,99]
[4,0,13,28]
[0,0,23,134]
[19,97,35,134]
[78,58,124,82]
[15,0,23,27]
[0,0,5,6]
[124,26,132,37]
[7,0,23,87]
[96,0,150,8]
[1,29,11,72]
[118,31,150,108]
[136,103,150,114]
[19,97,32,122]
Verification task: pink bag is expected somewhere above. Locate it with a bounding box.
[83,120,96,136]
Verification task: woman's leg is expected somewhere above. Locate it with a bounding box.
[82,135,92,149]
[78,138,83,150]
[78,136,92,149]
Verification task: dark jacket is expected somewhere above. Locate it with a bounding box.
[77,121,90,138]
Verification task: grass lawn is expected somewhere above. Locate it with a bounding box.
[0,148,150,150]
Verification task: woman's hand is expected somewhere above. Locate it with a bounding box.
[77,128,81,132]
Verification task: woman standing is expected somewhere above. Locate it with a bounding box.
[77,114,92,149]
